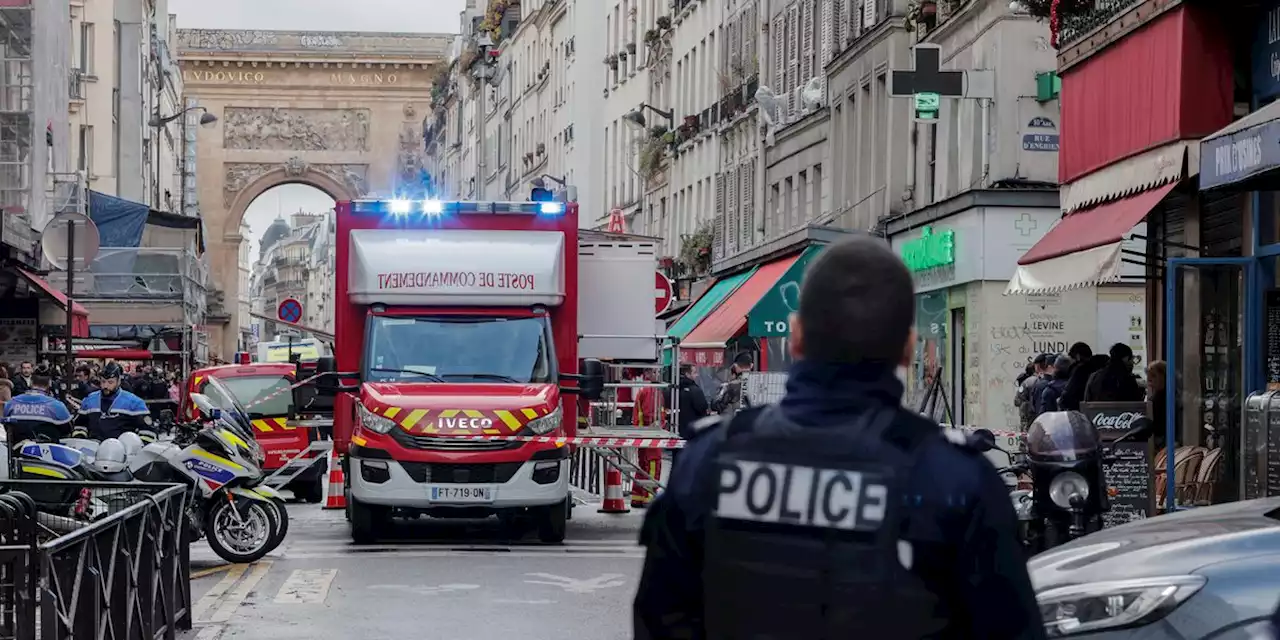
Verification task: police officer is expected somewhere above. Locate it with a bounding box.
[2,367,72,443]
[75,363,156,442]
[633,236,1045,640]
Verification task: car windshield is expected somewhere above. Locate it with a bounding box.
[207,374,292,418]
[197,376,256,436]
[364,315,553,384]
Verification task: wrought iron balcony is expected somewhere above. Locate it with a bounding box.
[1056,0,1145,49]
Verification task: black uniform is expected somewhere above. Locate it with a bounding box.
[633,360,1045,639]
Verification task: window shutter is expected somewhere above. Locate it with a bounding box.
[713,173,726,260]
[726,167,740,255]
[786,2,800,118]
[740,163,755,247]
[743,4,756,80]
[772,14,786,95]
[820,0,834,68]
[832,0,845,52]
[862,0,876,32]
[800,0,814,86]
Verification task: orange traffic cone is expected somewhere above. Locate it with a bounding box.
[323,449,347,510]
[598,466,630,514]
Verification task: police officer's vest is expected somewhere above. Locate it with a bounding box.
[3,391,73,443]
[702,404,945,639]
[79,389,150,439]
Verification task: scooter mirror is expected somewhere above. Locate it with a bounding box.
[968,428,998,452]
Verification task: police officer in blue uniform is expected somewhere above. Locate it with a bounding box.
[3,367,73,443]
[75,363,156,441]
[633,236,1045,639]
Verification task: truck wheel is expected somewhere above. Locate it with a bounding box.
[536,498,568,544]
[349,498,390,545]
[291,475,324,504]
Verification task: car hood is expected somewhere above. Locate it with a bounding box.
[360,382,559,435]
[1028,497,1280,591]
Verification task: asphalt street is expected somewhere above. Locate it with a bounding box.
[183,502,646,640]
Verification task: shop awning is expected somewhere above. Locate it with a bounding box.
[1006,182,1178,295]
[683,253,804,353]
[1199,99,1280,191]
[663,268,756,366]
[14,267,90,338]
[76,349,153,360]
[747,245,823,337]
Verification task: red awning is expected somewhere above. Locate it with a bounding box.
[682,253,803,355]
[1007,182,1178,295]
[76,349,153,360]
[14,267,90,338]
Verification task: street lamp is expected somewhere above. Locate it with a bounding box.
[149,105,217,129]
[148,105,217,217]
[623,104,674,129]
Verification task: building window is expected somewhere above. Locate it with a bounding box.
[78,125,93,174]
[80,23,95,74]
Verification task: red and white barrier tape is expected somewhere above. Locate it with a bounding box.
[210,372,328,411]
[457,435,687,449]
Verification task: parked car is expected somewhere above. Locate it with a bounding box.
[1029,497,1280,638]
[179,363,326,502]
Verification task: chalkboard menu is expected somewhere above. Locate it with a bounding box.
[1268,291,1280,389]
[1081,402,1154,529]
[1243,391,1270,500]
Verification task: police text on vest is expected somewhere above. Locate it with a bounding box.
[715,459,887,531]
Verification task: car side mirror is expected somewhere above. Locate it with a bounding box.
[579,359,605,401]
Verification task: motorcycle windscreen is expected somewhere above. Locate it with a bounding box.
[204,374,308,470]
[1025,411,1101,462]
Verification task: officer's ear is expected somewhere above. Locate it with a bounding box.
[901,327,916,368]
[788,312,804,360]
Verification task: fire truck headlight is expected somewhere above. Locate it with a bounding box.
[525,407,563,435]
[388,199,413,215]
[357,404,398,434]
[538,202,565,215]
[423,200,444,214]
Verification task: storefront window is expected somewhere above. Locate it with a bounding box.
[908,291,949,421]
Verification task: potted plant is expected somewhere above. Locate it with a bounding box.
[536,142,546,155]
[645,29,662,46]
[626,42,637,54]
[657,15,672,30]
[619,50,629,62]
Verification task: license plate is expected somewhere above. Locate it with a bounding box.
[429,486,495,503]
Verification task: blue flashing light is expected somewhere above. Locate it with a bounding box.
[388,199,413,215]
[539,202,565,215]
[423,200,444,214]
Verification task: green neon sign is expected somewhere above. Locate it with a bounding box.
[900,225,955,272]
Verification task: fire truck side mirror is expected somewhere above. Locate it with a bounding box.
[579,359,606,401]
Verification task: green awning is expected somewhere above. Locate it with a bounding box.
[663,267,757,364]
[747,245,825,337]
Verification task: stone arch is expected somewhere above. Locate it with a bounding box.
[224,167,354,240]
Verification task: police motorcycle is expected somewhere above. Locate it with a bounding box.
[128,389,288,563]
[971,413,1147,555]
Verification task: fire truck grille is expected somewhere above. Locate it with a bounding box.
[399,462,522,484]
[389,428,517,451]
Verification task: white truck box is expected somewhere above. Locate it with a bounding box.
[578,237,660,361]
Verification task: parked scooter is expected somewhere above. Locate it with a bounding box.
[968,414,1146,555]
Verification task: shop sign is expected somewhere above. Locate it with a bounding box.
[1200,118,1280,190]
[748,246,823,338]
[899,226,955,273]
[1255,0,1280,101]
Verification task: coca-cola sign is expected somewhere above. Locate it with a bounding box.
[1092,411,1144,431]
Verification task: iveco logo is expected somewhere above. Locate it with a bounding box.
[439,417,493,429]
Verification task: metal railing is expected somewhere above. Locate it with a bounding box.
[1058,0,1144,48]
[46,247,209,321]
[0,480,191,640]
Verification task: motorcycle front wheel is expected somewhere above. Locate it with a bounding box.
[205,498,278,564]
[268,498,290,550]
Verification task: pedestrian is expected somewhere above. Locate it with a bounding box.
[0,366,12,408]
[1146,360,1169,451]
[3,367,72,444]
[1035,355,1073,416]
[632,369,666,508]
[1058,342,1102,411]
[74,362,156,442]
[1084,343,1146,403]
[633,236,1044,639]
[667,363,710,469]
[710,352,754,416]
[1015,354,1052,430]
[11,360,33,396]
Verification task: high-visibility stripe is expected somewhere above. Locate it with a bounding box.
[438,409,460,418]
[462,409,485,419]
[493,409,522,430]
[401,409,429,430]
[273,417,289,429]
[252,419,274,433]
[350,435,368,447]
[522,408,539,419]
[383,407,401,419]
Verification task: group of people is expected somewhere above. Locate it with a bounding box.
[1014,342,1166,429]
[633,236,1044,639]
[0,360,162,447]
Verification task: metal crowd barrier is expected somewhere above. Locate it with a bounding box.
[0,480,191,640]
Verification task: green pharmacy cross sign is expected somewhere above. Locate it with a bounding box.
[914,92,940,121]
[900,226,955,273]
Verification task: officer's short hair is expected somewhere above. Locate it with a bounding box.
[30,372,51,389]
[732,352,754,367]
[798,236,914,364]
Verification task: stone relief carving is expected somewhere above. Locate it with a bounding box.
[396,110,425,196]
[282,156,309,177]
[223,162,369,205]
[299,33,344,48]
[176,29,452,57]
[223,107,370,152]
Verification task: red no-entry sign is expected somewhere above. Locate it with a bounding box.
[278,298,303,324]
[655,271,674,315]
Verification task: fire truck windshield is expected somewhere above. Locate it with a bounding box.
[363,315,554,384]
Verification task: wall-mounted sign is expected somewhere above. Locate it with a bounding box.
[900,226,955,273]
[1027,117,1056,129]
[1022,134,1060,152]
[1254,0,1280,101]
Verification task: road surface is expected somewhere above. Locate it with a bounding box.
[184,503,646,640]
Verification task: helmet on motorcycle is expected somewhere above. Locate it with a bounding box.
[117,431,144,457]
[93,438,129,474]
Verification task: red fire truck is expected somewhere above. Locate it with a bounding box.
[303,197,657,543]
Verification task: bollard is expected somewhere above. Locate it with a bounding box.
[598,466,630,514]
[322,449,347,510]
